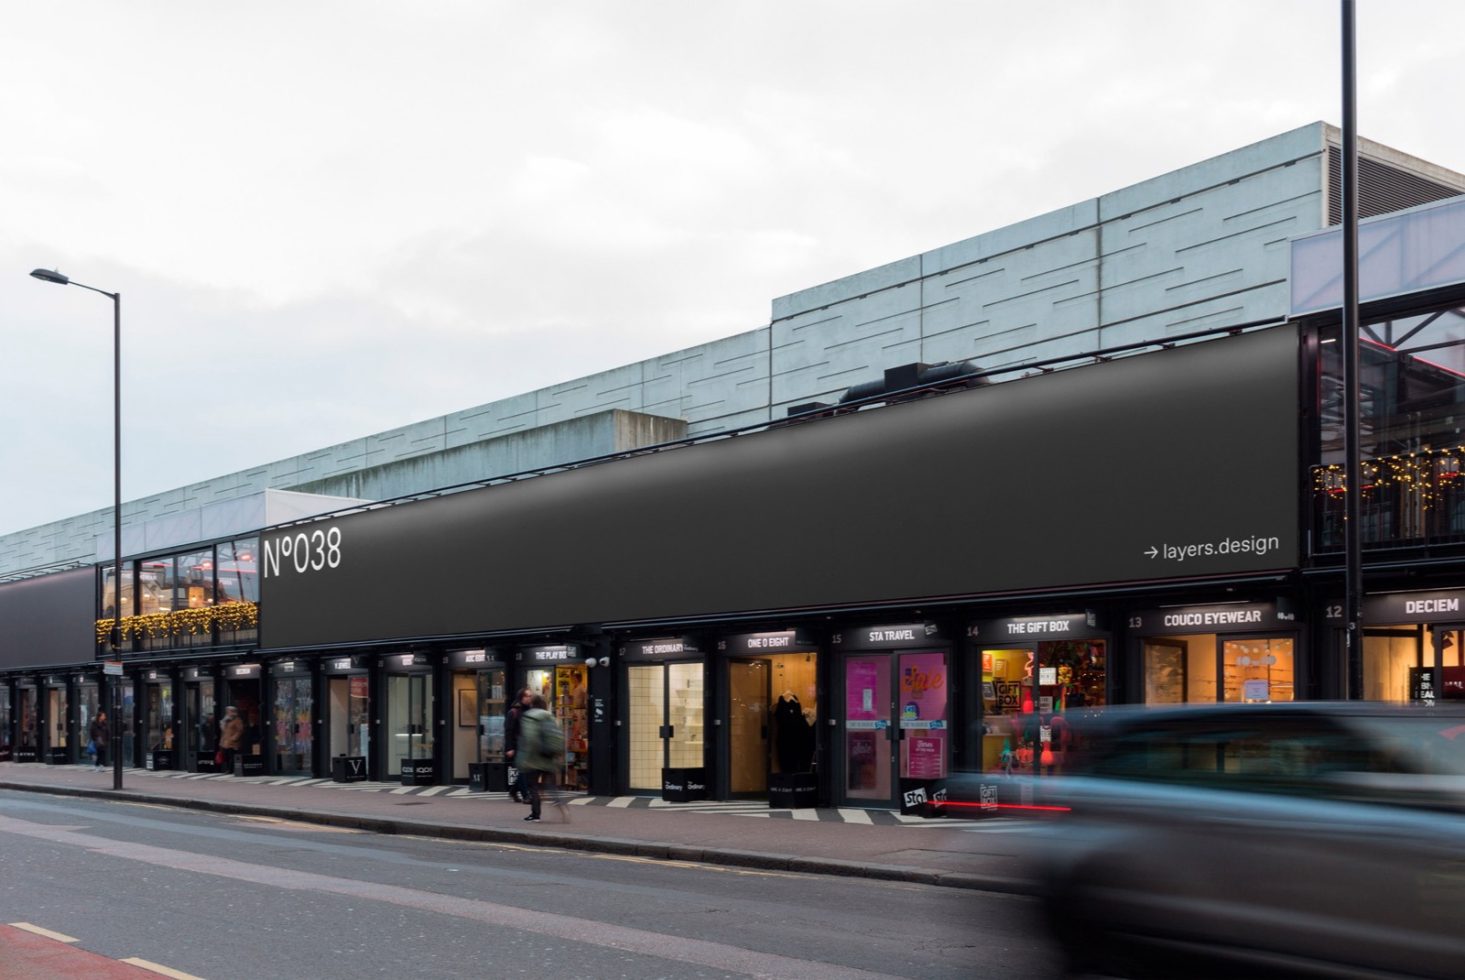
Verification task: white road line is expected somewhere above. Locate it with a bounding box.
[790,808,821,821]
[606,797,635,808]
[416,786,451,797]
[7,922,77,943]
[388,786,417,795]
[838,808,874,825]
[120,957,205,979]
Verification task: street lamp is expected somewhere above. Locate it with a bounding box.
[29,268,125,791]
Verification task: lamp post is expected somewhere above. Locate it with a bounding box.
[29,268,125,791]
[1340,1,1364,701]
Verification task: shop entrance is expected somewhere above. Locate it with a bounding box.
[144,680,174,764]
[0,684,11,760]
[387,673,433,779]
[727,654,817,797]
[841,650,949,806]
[183,680,217,769]
[626,661,703,793]
[524,663,590,791]
[1142,633,1295,703]
[224,678,263,764]
[273,677,313,775]
[327,675,370,760]
[45,682,69,762]
[451,666,506,782]
[77,681,100,752]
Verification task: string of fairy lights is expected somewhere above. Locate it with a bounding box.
[1313,446,1465,508]
[94,600,259,645]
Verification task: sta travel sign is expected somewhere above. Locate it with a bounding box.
[258,327,1299,649]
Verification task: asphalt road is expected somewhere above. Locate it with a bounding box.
[0,789,1062,979]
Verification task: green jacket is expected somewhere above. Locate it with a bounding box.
[518,708,558,773]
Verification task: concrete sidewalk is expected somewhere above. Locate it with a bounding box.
[0,762,1036,894]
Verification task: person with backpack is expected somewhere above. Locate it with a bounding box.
[518,693,568,822]
[502,687,532,804]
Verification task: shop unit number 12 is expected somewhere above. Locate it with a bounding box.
[264,526,343,577]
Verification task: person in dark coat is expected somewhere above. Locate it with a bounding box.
[89,711,109,773]
[503,688,532,803]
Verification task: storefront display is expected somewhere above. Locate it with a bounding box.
[143,672,175,769]
[323,655,369,781]
[836,624,949,806]
[448,649,506,784]
[1331,592,1465,703]
[224,664,263,774]
[619,639,703,794]
[972,613,1108,778]
[44,677,69,764]
[271,661,313,776]
[0,683,11,761]
[720,631,818,800]
[386,653,434,782]
[519,645,590,791]
[1132,600,1298,705]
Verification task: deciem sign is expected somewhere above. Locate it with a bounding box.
[263,526,343,578]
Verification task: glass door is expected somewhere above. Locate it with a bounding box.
[329,676,370,759]
[842,651,951,805]
[844,654,893,802]
[145,682,174,755]
[185,682,217,766]
[0,685,11,759]
[120,682,136,768]
[729,660,770,795]
[47,687,69,760]
[626,661,705,792]
[387,674,432,777]
[18,687,38,758]
[274,677,313,775]
[897,651,948,783]
[1144,640,1187,703]
[77,683,100,749]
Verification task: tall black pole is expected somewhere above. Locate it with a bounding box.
[1342,0,1364,699]
[112,291,124,790]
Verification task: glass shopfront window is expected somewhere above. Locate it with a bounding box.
[1314,310,1465,549]
[101,560,137,622]
[216,538,259,644]
[145,682,175,753]
[47,685,69,756]
[1142,633,1295,704]
[981,640,1106,776]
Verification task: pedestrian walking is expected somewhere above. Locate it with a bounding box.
[503,687,532,803]
[89,711,109,772]
[219,705,244,773]
[518,694,568,822]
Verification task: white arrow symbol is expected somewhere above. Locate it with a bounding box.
[1144,546,1158,558]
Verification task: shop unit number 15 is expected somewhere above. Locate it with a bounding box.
[264,525,343,577]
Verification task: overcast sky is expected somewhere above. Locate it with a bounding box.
[3,0,1463,537]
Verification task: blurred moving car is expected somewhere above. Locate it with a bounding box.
[1023,703,1465,978]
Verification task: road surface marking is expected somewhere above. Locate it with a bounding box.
[416,785,451,797]
[120,957,204,979]
[7,922,78,943]
[0,814,899,980]
[838,808,874,824]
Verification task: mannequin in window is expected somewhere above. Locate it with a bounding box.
[772,691,814,773]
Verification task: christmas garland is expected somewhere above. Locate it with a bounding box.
[95,600,259,645]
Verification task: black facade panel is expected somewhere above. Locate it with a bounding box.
[0,568,96,668]
[261,327,1300,649]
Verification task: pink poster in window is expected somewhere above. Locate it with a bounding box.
[899,653,946,722]
[847,660,881,719]
[906,734,945,779]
